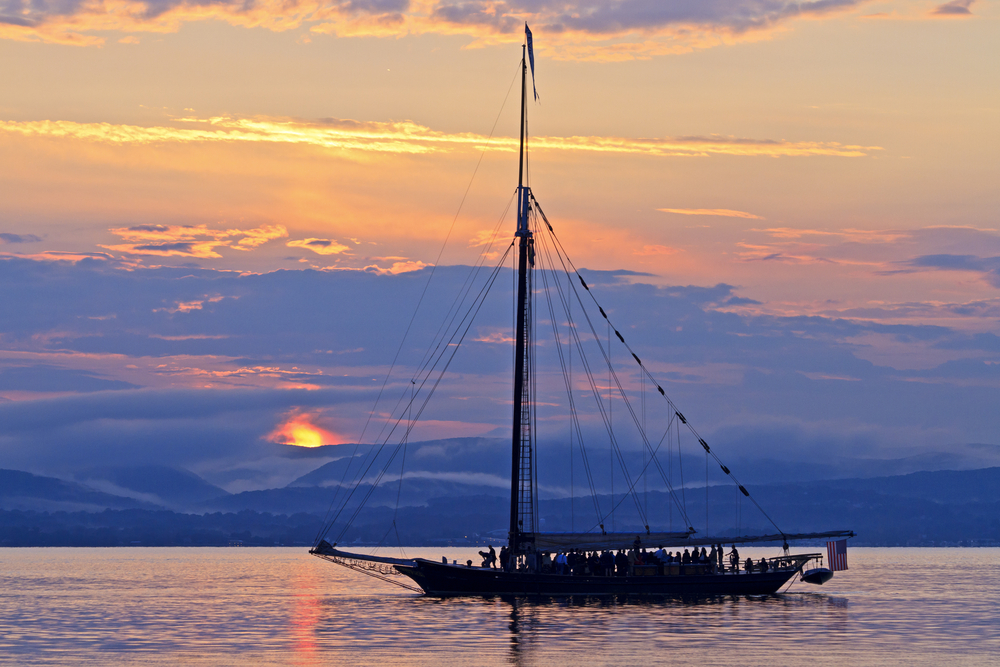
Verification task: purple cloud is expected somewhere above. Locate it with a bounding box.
[932,0,974,16]
[0,233,42,244]
[431,0,866,35]
[902,254,1000,288]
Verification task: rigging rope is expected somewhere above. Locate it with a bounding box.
[535,231,606,527]
[533,221,651,529]
[321,242,515,545]
[312,65,521,545]
[531,193,787,538]
[535,216,689,528]
[312,192,515,546]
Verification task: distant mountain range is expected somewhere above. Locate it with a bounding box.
[75,465,230,508]
[2,460,1000,547]
[0,469,161,512]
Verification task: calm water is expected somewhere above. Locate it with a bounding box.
[1,547,998,665]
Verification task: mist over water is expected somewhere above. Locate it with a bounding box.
[1,548,997,665]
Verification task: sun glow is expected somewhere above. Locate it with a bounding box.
[269,412,342,448]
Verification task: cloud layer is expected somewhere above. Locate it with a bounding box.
[0,116,881,158]
[1,246,998,490]
[1,0,869,58]
[102,223,288,258]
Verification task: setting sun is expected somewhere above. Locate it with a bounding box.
[268,412,342,448]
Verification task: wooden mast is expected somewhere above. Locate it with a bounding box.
[509,43,533,561]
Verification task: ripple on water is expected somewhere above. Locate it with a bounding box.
[0,547,998,665]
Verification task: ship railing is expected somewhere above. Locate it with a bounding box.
[717,552,823,575]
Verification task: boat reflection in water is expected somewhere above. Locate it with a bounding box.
[499,593,850,664]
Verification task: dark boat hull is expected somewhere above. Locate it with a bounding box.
[396,559,796,597]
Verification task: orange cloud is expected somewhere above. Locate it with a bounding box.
[753,228,910,243]
[268,410,344,448]
[634,244,680,256]
[101,223,287,258]
[658,208,765,219]
[360,260,428,275]
[0,116,881,159]
[286,238,351,255]
[473,330,515,344]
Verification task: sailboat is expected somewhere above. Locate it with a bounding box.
[310,26,853,596]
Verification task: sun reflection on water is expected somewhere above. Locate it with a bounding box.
[0,548,997,666]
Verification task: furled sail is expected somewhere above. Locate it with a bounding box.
[530,529,853,552]
[532,532,694,551]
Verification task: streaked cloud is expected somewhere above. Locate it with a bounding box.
[0,233,42,243]
[101,223,288,258]
[753,228,910,243]
[0,116,881,159]
[895,254,1000,288]
[0,365,138,392]
[0,250,114,262]
[658,208,765,219]
[634,244,680,256]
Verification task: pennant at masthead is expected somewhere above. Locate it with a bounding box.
[525,23,539,101]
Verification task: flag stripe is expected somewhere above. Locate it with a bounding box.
[826,539,849,571]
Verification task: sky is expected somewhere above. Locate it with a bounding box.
[1,0,998,493]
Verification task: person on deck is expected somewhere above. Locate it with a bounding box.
[499,546,510,571]
[587,551,600,575]
[744,557,754,574]
[569,550,580,576]
[729,545,740,572]
[615,549,628,576]
[759,557,769,573]
[478,545,497,568]
[555,552,567,575]
[600,550,614,576]
[682,548,691,565]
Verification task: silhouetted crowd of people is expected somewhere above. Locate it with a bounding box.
[472,541,779,576]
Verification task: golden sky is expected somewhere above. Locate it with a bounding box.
[1,0,999,484]
[2,2,996,310]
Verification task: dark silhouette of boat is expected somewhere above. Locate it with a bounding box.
[311,25,852,597]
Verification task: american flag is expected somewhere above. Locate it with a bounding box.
[827,539,849,571]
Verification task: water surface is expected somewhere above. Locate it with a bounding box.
[1,547,997,665]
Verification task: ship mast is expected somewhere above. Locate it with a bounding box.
[509,43,535,560]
